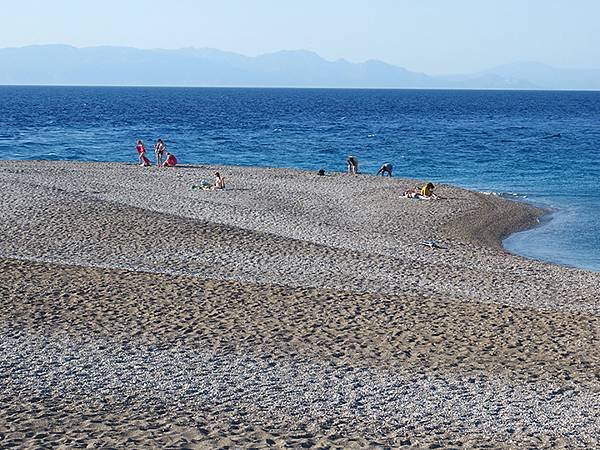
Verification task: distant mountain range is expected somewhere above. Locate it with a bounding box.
[1,45,599,90]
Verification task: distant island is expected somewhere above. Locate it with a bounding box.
[1,44,599,90]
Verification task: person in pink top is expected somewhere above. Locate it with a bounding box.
[163,152,177,167]
[136,139,151,166]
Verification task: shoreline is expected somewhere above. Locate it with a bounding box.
[2,160,600,447]
[503,206,600,273]
[7,158,550,250]
[3,158,567,265]
[0,158,586,271]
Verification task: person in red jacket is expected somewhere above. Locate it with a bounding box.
[163,152,177,167]
[136,139,151,166]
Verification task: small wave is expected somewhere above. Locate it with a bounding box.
[480,191,528,199]
[367,134,376,138]
[542,133,562,139]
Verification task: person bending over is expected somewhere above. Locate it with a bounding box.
[377,163,393,177]
[347,155,359,175]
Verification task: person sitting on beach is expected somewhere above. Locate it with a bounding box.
[213,171,225,190]
[347,155,358,175]
[155,138,166,167]
[163,152,177,167]
[420,182,438,199]
[377,163,393,177]
[136,139,151,167]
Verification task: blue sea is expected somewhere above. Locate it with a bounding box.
[1,86,599,271]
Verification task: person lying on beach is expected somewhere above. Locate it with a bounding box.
[403,188,419,198]
[347,155,358,175]
[212,171,225,190]
[377,163,393,177]
[136,140,151,167]
[162,152,177,167]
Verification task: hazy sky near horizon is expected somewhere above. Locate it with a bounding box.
[2,0,599,74]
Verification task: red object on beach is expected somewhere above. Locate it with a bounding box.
[164,153,177,167]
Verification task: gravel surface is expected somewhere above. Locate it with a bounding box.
[1,161,599,448]
[2,328,599,448]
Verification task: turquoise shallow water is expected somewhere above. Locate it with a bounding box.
[1,86,599,271]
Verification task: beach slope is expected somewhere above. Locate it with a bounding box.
[1,161,599,448]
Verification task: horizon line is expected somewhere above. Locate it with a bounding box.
[1,83,599,93]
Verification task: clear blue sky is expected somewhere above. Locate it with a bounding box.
[2,0,599,74]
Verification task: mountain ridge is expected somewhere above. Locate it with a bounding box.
[1,45,598,90]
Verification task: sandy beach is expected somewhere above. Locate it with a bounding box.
[1,160,599,448]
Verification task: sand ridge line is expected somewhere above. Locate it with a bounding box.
[3,257,600,384]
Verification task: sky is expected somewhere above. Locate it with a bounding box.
[1,0,599,74]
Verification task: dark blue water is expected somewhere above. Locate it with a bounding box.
[1,86,599,271]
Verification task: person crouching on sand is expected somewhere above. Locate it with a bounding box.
[213,171,225,190]
[163,152,177,167]
[136,139,151,167]
[377,163,393,177]
[347,155,358,175]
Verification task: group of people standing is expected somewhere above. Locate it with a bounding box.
[136,139,177,167]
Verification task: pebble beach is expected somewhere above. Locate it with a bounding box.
[1,160,599,448]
